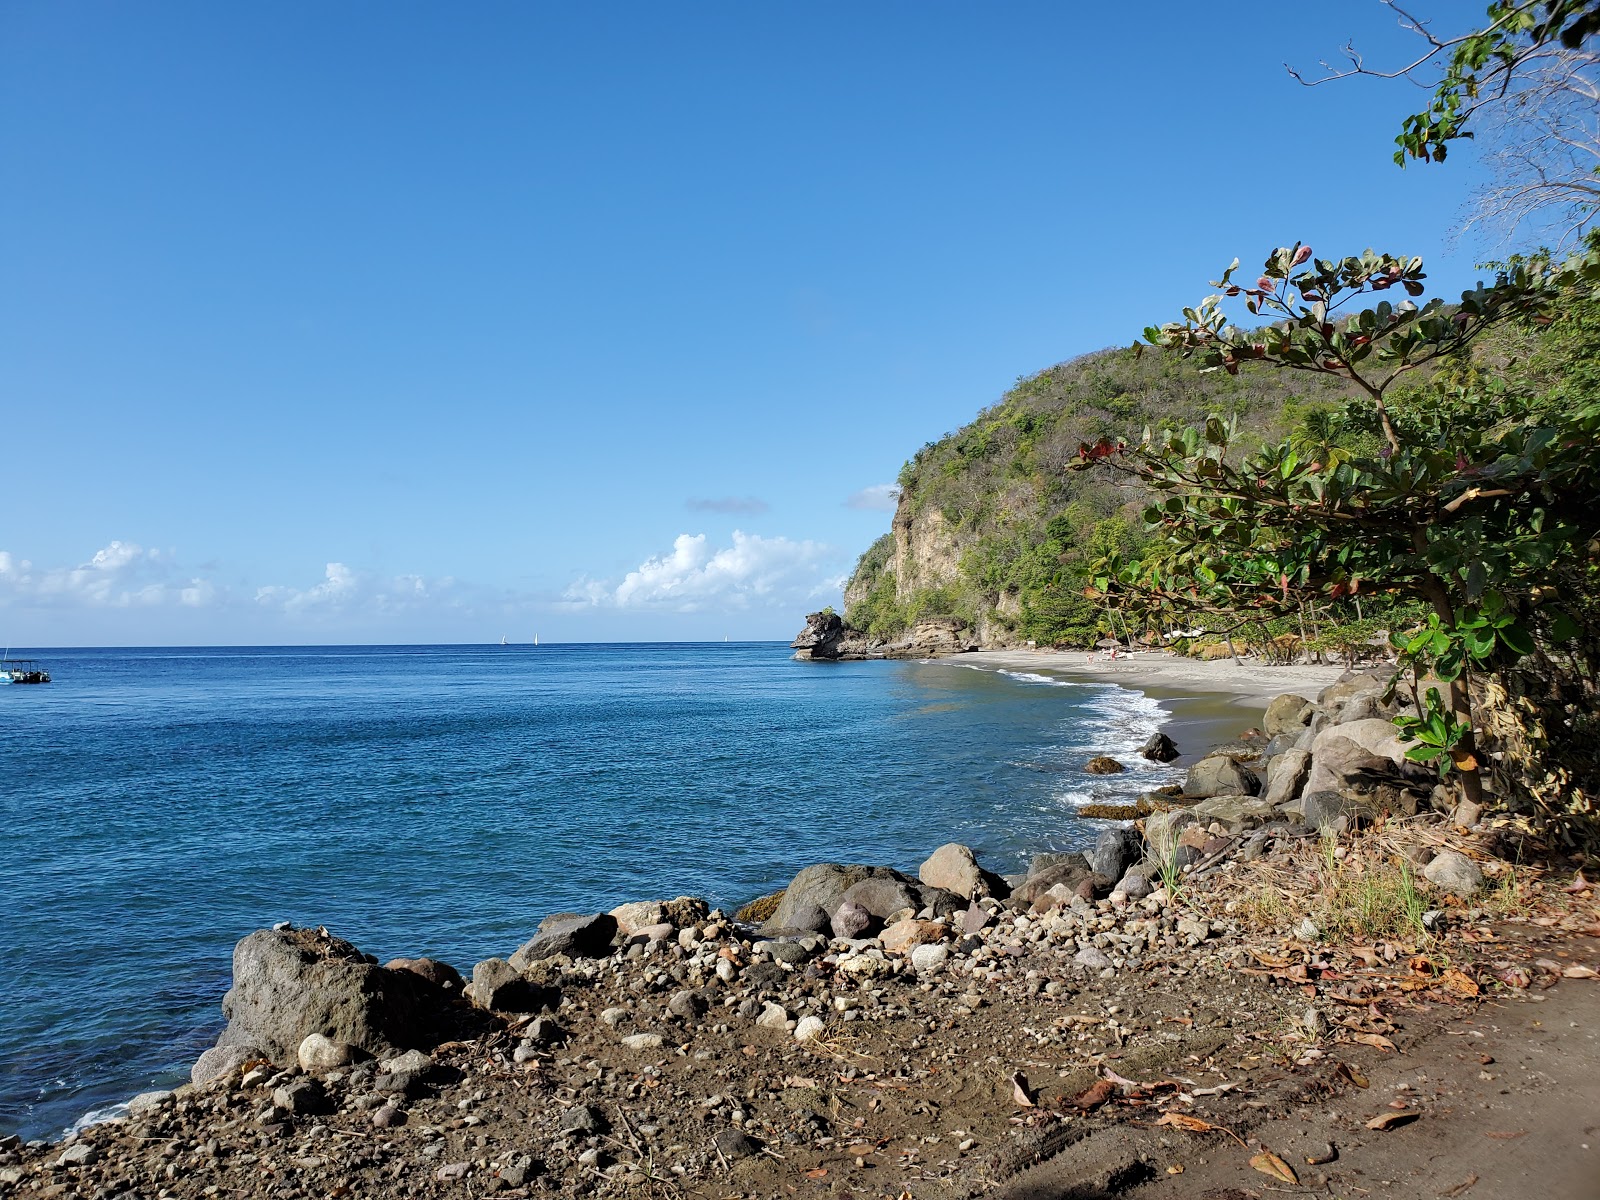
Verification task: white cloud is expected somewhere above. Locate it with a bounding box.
[845,483,901,512]
[0,541,220,609]
[565,530,838,612]
[254,563,462,619]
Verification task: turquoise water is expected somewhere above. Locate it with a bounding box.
[0,643,1181,1140]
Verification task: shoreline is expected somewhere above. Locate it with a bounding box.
[4,658,1596,1200]
[24,654,1327,1143]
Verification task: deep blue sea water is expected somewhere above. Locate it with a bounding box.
[0,642,1183,1140]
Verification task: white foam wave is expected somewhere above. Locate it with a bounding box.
[997,669,1082,689]
[66,1101,129,1135]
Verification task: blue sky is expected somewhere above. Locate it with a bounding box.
[2,2,1503,645]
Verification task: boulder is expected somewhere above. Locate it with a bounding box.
[1138,731,1181,762]
[190,1042,265,1086]
[1263,694,1316,739]
[272,1076,331,1117]
[469,958,557,1013]
[1088,826,1142,883]
[918,843,1007,900]
[1423,850,1483,898]
[510,913,618,967]
[206,927,452,1070]
[1263,748,1313,807]
[611,896,709,934]
[840,876,922,921]
[1188,795,1278,832]
[879,919,946,955]
[609,901,665,936]
[1143,808,1198,858]
[1114,868,1152,899]
[1085,756,1126,775]
[910,943,950,973]
[1296,789,1368,835]
[1303,720,1409,797]
[1029,850,1090,877]
[297,1033,355,1072]
[1318,669,1401,725]
[1184,755,1261,797]
[760,864,906,934]
[383,958,463,993]
[1010,860,1112,907]
[830,900,873,939]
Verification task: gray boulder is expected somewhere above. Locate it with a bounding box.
[1030,850,1090,876]
[1088,826,1142,882]
[509,913,618,968]
[1138,731,1181,762]
[1296,789,1366,834]
[1188,795,1277,832]
[1262,694,1316,739]
[190,1041,265,1086]
[1184,755,1261,797]
[1143,808,1198,858]
[207,927,451,1070]
[830,900,873,939]
[840,876,922,921]
[1303,720,1408,797]
[760,864,906,934]
[1010,860,1112,907]
[1318,669,1402,725]
[1263,748,1313,807]
[1423,850,1483,898]
[469,958,557,1013]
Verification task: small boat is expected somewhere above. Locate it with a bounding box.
[500,635,508,646]
[2,659,51,684]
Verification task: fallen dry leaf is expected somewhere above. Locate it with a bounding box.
[804,1168,828,1180]
[1010,1071,1036,1108]
[1166,1163,1184,1174]
[1440,968,1480,998]
[1561,872,1588,894]
[1562,965,1598,979]
[1071,1078,1115,1110]
[1249,1150,1299,1184]
[1155,1112,1219,1132]
[1354,1032,1397,1053]
[1440,1173,1480,1197]
[1366,1111,1421,1131]
[1350,945,1379,966]
[1305,1142,1338,1165]
[1333,1061,1369,1088]
[783,1075,819,1089]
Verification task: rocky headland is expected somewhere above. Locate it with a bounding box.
[2,669,1596,1200]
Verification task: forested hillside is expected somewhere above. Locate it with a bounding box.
[843,344,1359,647]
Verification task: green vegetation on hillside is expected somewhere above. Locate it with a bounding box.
[844,345,1359,647]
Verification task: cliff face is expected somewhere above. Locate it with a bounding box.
[835,343,1356,650]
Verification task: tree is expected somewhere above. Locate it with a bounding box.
[1292,1,1600,244]
[1075,243,1600,810]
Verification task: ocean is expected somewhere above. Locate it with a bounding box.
[0,642,1187,1141]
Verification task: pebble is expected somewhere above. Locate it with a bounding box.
[621,1033,664,1051]
[794,1015,825,1042]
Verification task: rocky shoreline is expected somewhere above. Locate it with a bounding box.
[2,668,1596,1199]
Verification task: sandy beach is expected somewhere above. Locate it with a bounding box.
[962,648,1348,705]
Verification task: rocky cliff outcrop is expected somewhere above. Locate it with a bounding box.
[790,611,978,661]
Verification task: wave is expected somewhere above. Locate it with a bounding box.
[996,669,1083,689]
[67,1100,129,1135]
